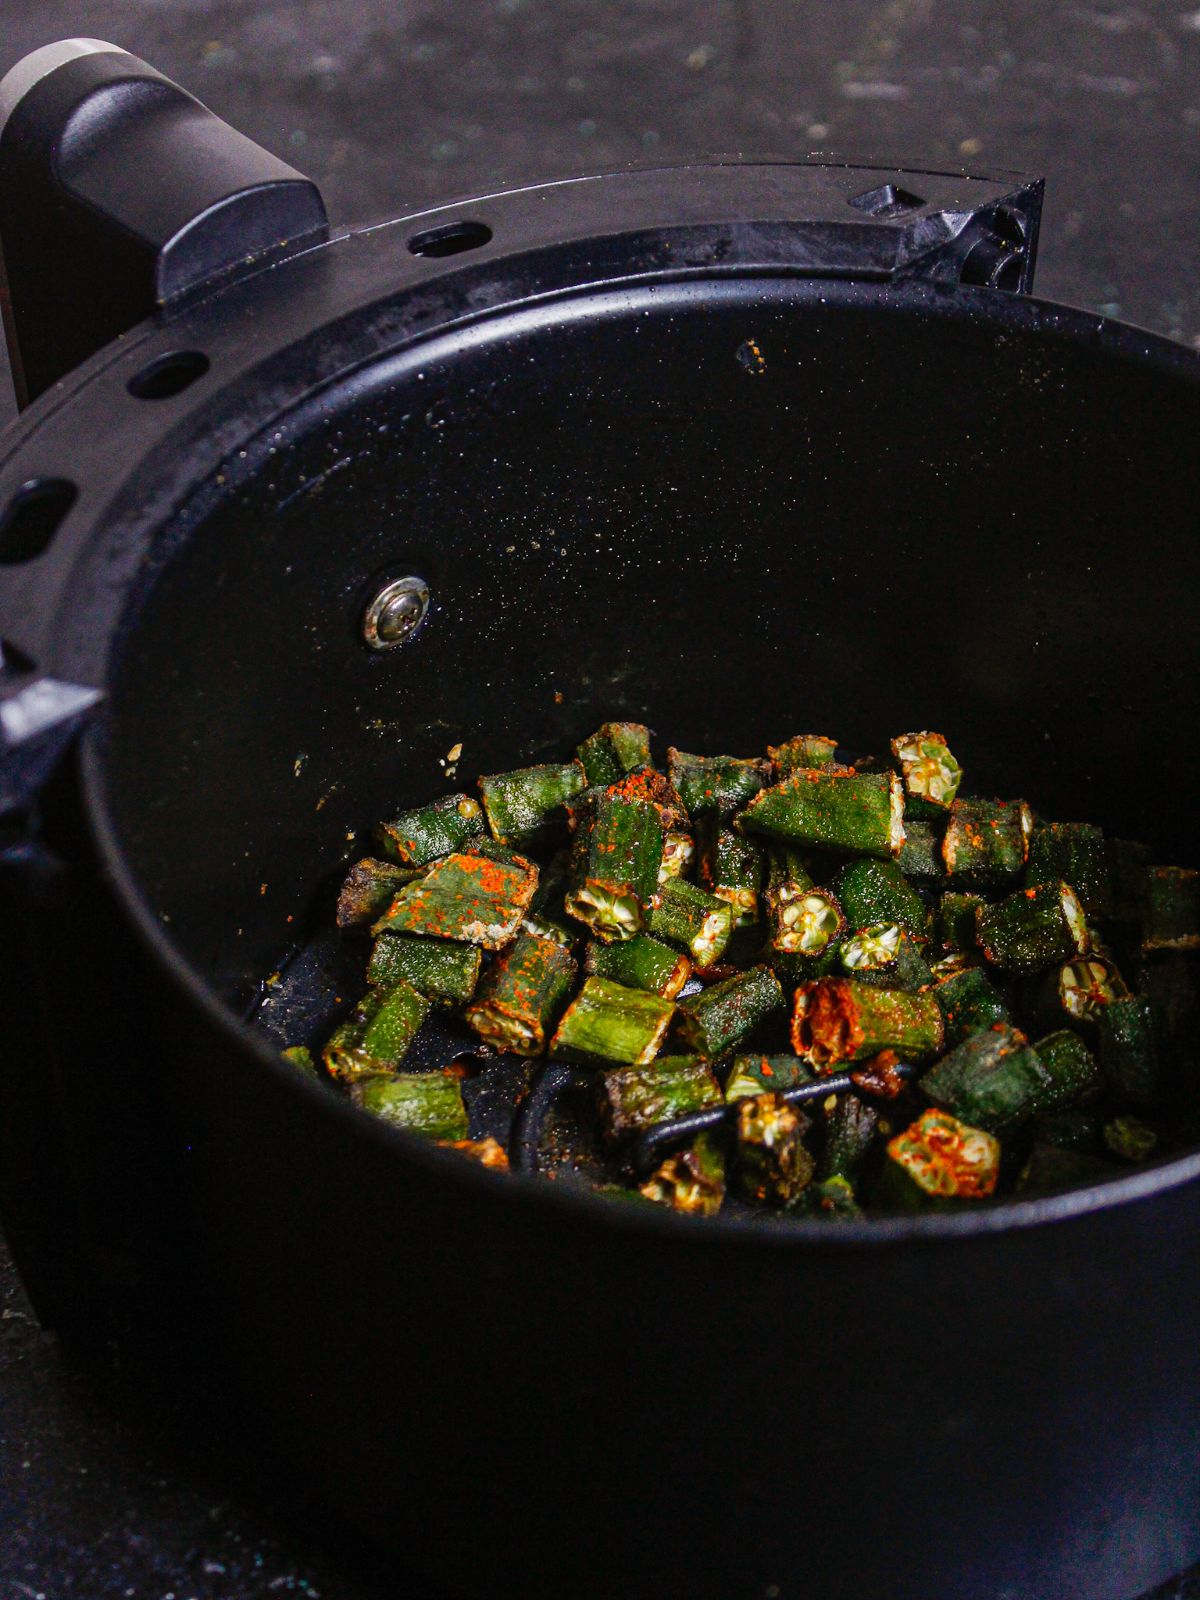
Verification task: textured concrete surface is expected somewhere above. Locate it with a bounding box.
[2,2,1199,1596]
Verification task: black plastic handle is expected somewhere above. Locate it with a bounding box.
[0,38,328,406]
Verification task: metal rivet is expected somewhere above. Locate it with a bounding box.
[362,576,430,650]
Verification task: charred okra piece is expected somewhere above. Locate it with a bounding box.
[897,820,946,883]
[697,815,764,925]
[281,1044,317,1076]
[735,1093,815,1205]
[835,858,928,942]
[976,882,1090,975]
[373,851,538,948]
[575,722,653,787]
[638,1130,726,1215]
[738,769,905,860]
[659,829,696,883]
[724,1054,817,1101]
[464,931,577,1054]
[323,979,432,1081]
[378,793,485,867]
[935,892,984,953]
[647,876,733,969]
[919,1024,1048,1135]
[1103,1114,1158,1162]
[891,731,962,818]
[1025,822,1111,918]
[336,858,423,929]
[819,1092,880,1187]
[676,964,785,1058]
[768,733,839,775]
[478,760,588,846]
[1096,994,1164,1110]
[1139,866,1200,952]
[521,849,577,947]
[565,792,664,940]
[351,1068,469,1139]
[667,749,770,820]
[439,1136,510,1170]
[791,979,944,1070]
[367,933,482,1006]
[942,797,1033,882]
[878,1109,1000,1209]
[598,1056,722,1140]
[1025,955,1127,1033]
[585,934,691,999]
[549,976,675,1067]
[932,965,1011,1048]
[1030,1030,1103,1118]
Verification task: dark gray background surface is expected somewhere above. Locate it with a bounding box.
[2,2,1199,1596]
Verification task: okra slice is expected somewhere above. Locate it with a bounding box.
[598,1056,722,1140]
[323,979,432,1081]
[1025,822,1111,918]
[521,848,578,947]
[1026,956,1128,1033]
[478,760,588,846]
[791,979,944,1070]
[935,892,984,953]
[281,1044,318,1076]
[1139,866,1200,953]
[638,1130,726,1216]
[575,722,653,787]
[1096,994,1164,1111]
[367,933,482,1006]
[439,1136,510,1170]
[565,792,664,940]
[836,858,929,942]
[849,930,935,994]
[1030,1030,1103,1118]
[351,1069,469,1140]
[919,1024,1048,1135]
[767,734,839,775]
[647,877,733,969]
[735,1093,815,1205]
[336,857,424,930]
[724,1054,817,1101]
[942,797,1033,882]
[659,829,696,884]
[1103,1114,1158,1163]
[377,793,485,867]
[819,1092,880,1186]
[840,921,903,975]
[765,848,844,956]
[878,1109,1000,1209]
[697,815,764,926]
[932,965,1011,1049]
[738,769,905,860]
[976,882,1090,975]
[585,934,691,999]
[667,748,770,820]
[464,931,577,1054]
[897,820,946,883]
[676,964,785,1059]
[373,851,538,948]
[549,976,675,1068]
[890,731,962,815]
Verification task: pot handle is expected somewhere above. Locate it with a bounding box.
[0,38,329,407]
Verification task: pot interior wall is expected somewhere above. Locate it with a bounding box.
[98,279,1200,1007]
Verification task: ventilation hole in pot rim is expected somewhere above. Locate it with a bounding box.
[407,219,493,258]
[127,350,211,400]
[0,478,77,565]
[846,183,925,220]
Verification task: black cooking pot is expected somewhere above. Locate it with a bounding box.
[3,39,1199,1600]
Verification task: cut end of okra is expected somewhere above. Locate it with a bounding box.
[841,922,903,973]
[638,1130,726,1216]
[891,731,962,810]
[734,1092,815,1206]
[881,1110,1000,1206]
[647,876,734,969]
[791,978,943,1071]
[659,830,696,883]
[770,884,845,955]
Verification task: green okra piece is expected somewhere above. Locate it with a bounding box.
[646,876,733,969]
[373,851,538,948]
[932,965,1011,1048]
[897,820,946,882]
[724,1053,817,1101]
[848,930,935,993]
[658,829,696,883]
[1030,1030,1103,1118]
[464,930,577,1054]
[666,748,771,820]
[935,892,984,953]
[767,733,840,775]
[1024,955,1128,1034]
[976,882,1090,975]
[351,1069,469,1140]
[734,1093,815,1205]
[819,1092,880,1186]
[1018,1142,1112,1195]
[367,932,482,1006]
[792,978,944,1069]
[549,976,675,1068]
[767,942,847,985]
[840,921,903,975]
[788,1174,864,1220]
[942,797,1033,882]
[877,1109,1000,1209]
[919,1023,1048,1135]
[336,857,423,930]
[478,760,588,846]
[697,814,764,926]
[585,933,691,999]
[281,1044,318,1076]
[1103,1114,1158,1163]
[1025,822,1111,918]
[323,978,433,1082]
[377,793,485,867]
[890,731,962,817]
[638,1130,726,1216]
[597,1056,721,1140]
[521,848,578,947]
[575,722,653,787]
[1139,865,1200,953]
[1109,838,1152,926]
[835,858,928,942]
[1096,994,1165,1111]
[565,792,664,940]
[676,964,785,1059]
[738,769,905,860]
